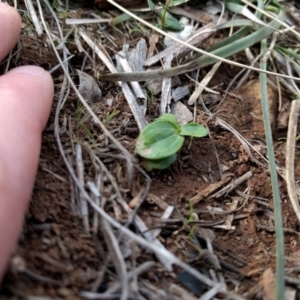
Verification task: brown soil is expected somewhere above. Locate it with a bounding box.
[1,1,300,299]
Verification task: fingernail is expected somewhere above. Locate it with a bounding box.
[8,66,45,76]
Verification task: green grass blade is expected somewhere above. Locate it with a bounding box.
[209,0,264,51]
[111,13,132,26]
[215,19,256,30]
[275,45,300,62]
[225,1,268,27]
[199,26,252,54]
[260,38,285,300]
[195,8,285,69]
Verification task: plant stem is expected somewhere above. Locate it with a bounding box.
[161,0,171,29]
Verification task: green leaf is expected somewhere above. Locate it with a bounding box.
[215,19,257,30]
[156,113,177,124]
[225,1,274,28]
[156,113,180,130]
[137,120,177,146]
[135,121,184,160]
[180,123,209,137]
[143,154,177,171]
[163,14,183,31]
[147,0,155,11]
[111,13,132,26]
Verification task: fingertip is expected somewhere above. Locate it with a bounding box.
[0,3,21,61]
[5,66,54,129]
[0,2,20,17]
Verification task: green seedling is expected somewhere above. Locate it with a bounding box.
[103,109,120,124]
[75,101,97,144]
[135,113,208,171]
[147,0,185,31]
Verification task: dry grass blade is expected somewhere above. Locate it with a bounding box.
[116,50,147,115]
[285,99,300,223]
[198,283,223,300]
[87,181,101,234]
[188,61,222,105]
[161,53,173,115]
[76,144,90,234]
[24,0,43,35]
[100,218,129,300]
[144,23,215,67]
[151,205,174,239]
[87,261,156,298]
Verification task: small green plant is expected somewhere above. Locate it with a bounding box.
[135,113,208,171]
[148,0,185,31]
[103,109,120,124]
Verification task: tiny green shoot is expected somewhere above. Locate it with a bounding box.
[158,0,183,31]
[103,109,120,124]
[147,0,184,31]
[135,113,208,171]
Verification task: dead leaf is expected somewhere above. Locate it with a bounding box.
[171,101,193,125]
[277,101,291,130]
[147,34,160,59]
[261,268,275,300]
[77,69,102,102]
[129,188,144,208]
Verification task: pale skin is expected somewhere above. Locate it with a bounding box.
[0,3,54,279]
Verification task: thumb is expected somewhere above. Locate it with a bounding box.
[0,66,53,278]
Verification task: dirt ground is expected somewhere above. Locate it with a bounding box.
[1,1,300,299]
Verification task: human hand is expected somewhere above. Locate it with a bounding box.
[0,2,54,279]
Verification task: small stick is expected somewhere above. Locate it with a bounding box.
[76,144,90,234]
[213,171,253,198]
[161,53,173,115]
[101,261,155,296]
[87,180,101,234]
[151,206,174,238]
[144,24,215,67]
[116,51,147,114]
[190,174,233,204]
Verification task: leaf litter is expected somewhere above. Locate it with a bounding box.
[2,0,300,299]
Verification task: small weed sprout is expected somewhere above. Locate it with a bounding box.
[135,113,208,171]
[103,109,120,124]
[147,0,185,31]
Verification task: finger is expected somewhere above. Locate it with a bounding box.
[0,66,54,278]
[0,3,21,61]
